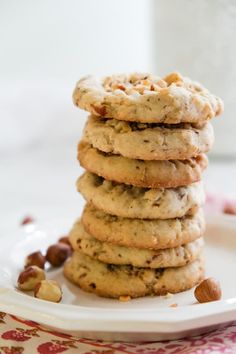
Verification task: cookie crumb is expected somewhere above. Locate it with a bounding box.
[169,303,178,308]
[164,292,174,299]
[119,295,131,302]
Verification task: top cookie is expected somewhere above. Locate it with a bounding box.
[73,72,223,123]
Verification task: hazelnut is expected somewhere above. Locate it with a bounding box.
[21,216,35,225]
[194,278,222,303]
[34,280,62,303]
[17,266,45,291]
[223,202,236,215]
[46,243,72,267]
[25,251,46,269]
[58,236,71,247]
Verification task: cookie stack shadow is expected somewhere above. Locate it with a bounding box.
[64,72,223,299]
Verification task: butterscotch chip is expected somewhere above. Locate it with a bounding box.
[64,251,205,298]
[69,221,204,268]
[78,141,208,189]
[73,72,223,124]
[83,115,214,161]
[77,172,205,219]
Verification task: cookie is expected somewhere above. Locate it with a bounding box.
[64,251,205,298]
[77,172,205,219]
[83,115,214,160]
[82,204,205,249]
[78,141,208,188]
[73,72,223,124]
[69,221,204,268]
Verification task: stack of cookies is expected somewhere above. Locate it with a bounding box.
[64,72,223,299]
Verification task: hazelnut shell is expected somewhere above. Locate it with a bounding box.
[46,243,72,267]
[194,277,222,303]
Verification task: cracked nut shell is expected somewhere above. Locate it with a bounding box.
[34,280,62,302]
[25,251,46,269]
[17,266,45,291]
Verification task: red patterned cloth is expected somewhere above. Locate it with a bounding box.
[0,312,235,354]
[1,197,236,354]
[0,313,236,353]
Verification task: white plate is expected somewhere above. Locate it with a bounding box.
[0,214,236,342]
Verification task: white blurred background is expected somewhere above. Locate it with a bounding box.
[0,0,151,230]
[0,0,236,232]
[0,0,150,153]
